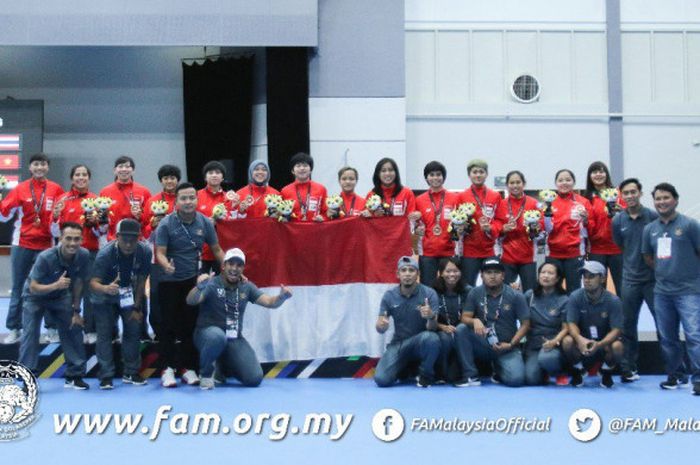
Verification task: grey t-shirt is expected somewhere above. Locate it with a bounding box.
[464,285,530,344]
[379,284,440,344]
[155,211,218,281]
[195,276,264,335]
[642,213,700,295]
[91,241,152,304]
[523,289,568,350]
[612,207,658,284]
[435,285,471,327]
[23,246,91,301]
[566,288,623,340]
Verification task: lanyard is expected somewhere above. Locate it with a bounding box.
[296,183,311,219]
[471,186,486,212]
[342,194,357,216]
[30,181,47,217]
[175,214,198,250]
[507,196,526,222]
[482,292,504,322]
[440,293,461,326]
[114,244,137,285]
[248,185,265,205]
[120,184,135,208]
[429,191,446,225]
[223,287,241,335]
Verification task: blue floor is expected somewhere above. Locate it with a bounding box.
[4,377,698,464]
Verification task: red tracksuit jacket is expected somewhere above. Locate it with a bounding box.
[142,191,176,240]
[0,178,64,250]
[458,185,502,258]
[236,184,281,218]
[493,194,542,265]
[546,192,594,259]
[365,185,416,217]
[281,180,328,222]
[588,193,623,255]
[99,180,152,241]
[54,189,99,251]
[415,189,460,257]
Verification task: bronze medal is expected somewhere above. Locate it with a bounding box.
[34,216,41,227]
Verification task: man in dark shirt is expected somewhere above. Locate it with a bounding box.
[563,261,624,388]
[186,248,292,389]
[155,182,224,387]
[18,222,90,389]
[456,257,530,387]
[374,256,440,388]
[91,219,152,390]
[642,183,700,394]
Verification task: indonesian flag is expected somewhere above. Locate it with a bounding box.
[218,216,412,362]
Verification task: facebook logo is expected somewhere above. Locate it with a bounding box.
[372,408,404,442]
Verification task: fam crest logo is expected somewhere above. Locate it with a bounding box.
[0,360,39,441]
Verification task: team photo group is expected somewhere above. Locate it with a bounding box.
[0,150,698,395]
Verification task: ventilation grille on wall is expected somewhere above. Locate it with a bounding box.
[511,74,540,103]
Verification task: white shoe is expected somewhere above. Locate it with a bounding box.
[46,328,60,343]
[3,329,21,344]
[161,367,177,388]
[181,370,200,386]
[200,377,215,390]
[84,332,98,344]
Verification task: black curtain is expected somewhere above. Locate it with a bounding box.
[265,47,310,189]
[183,56,254,189]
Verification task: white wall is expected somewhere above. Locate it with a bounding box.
[405,0,700,212]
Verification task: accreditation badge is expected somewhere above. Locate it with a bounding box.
[119,286,135,309]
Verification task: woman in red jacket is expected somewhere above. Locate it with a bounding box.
[364,157,418,220]
[457,159,503,286]
[335,166,365,217]
[584,161,623,294]
[51,164,101,343]
[544,169,594,293]
[236,160,280,218]
[415,161,459,285]
[494,170,542,291]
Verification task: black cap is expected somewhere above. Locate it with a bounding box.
[481,256,505,272]
[116,218,141,236]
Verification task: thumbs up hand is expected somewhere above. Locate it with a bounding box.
[105,273,120,295]
[418,297,434,319]
[164,258,176,275]
[54,271,71,290]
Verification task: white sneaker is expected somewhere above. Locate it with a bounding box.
[84,332,98,344]
[181,370,200,386]
[3,329,21,344]
[200,377,215,390]
[46,328,60,343]
[161,367,177,388]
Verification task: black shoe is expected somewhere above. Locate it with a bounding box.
[99,378,114,390]
[570,369,584,388]
[416,375,432,388]
[660,375,679,390]
[490,373,502,384]
[693,382,700,396]
[620,370,640,383]
[600,371,614,388]
[65,377,90,390]
[678,375,690,388]
[454,376,481,387]
[122,374,148,386]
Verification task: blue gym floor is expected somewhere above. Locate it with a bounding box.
[4,376,698,464]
